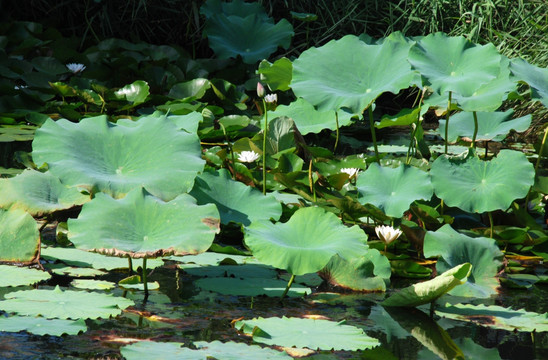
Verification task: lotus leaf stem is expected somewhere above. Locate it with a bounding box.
[127,256,133,275]
[334,112,340,152]
[406,88,426,165]
[471,111,479,148]
[488,212,494,238]
[281,274,296,299]
[262,99,268,195]
[142,257,148,297]
[367,107,380,164]
[220,122,236,180]
[445,92,452,154]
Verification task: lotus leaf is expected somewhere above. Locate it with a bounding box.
[200,0,269,21]
[244,207,368,275]
[121,340,292,360]
[114,80,149,105]
[265,116,297,155]
[376,107,420,129]
[235,316,380,350]
[430,150,534,213]
[68,188,220,258]
[439,109,531,142]
[203,14,293,64]
[436,303,548,333]
[0,265,50,287]
[0,285,134,319]
[168,78,211,101]
[0,169,89,216]
[382,263,472,307]
[320,249,391,291]
[408,33,502,96]
[0,316,87,336]
[183,264,277,279]
[189,168,282,226]
[291,34,416,115]
[423,224,503,298]
[0,124,37,142]
[32,115,204,201]
[258,57,292,91]
[168,251,255,266]
[44,264,106,277]
[71,279,116,290]
[356,164,433,218]
[195,277,310,297]
[510,58,548,107]
[165,112,203,134]
[41,246,164,270]
[0,208,39,264]
[268,98,354,135]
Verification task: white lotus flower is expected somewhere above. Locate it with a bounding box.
[238,150,260,163]
[375,225,402,245]
[66,63,86,73]
[340,168,359,178]
[264,93,277,103]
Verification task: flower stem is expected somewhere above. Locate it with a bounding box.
[368,107,380,164]
[262,99,268,195]
[281,274,296,300]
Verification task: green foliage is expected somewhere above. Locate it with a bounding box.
[0,208,39,264]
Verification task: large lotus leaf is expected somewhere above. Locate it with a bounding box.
[235,316,380,350]
[114,80,149,106]
[244,207,368,275]
[0,208,39,264]
[195,277,310,297]
[200,0,270,21]
[0,169,89,216]
[382,263,472,307]
[268,98,354,135]
[0,285,134,319]
[439,109,532,142]
[32,115,204,200]
[356,164,433,218]
[430,150,534,213]
[320,249,391,291]
[408,33,502,97]
[436,303,548,333]
[189,168,282,226]
[40,247,164,271]
[204,14,293,64]
[265,116,297,155]
[0,265,50,287]
[258,57,292,91]
[67,188,220,258]
[510,58,548,107]
[423,224,503,298]
[121,340,292,360]
[0,316,87,336]
[291,34,417,115]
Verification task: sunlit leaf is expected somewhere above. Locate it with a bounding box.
[0,316,87,336]
[510,58,548,107]
[258,57,292,91]
[68,188,220,258]
[235,316,380,350]
[0,265,50,287]
[0,208,39,264]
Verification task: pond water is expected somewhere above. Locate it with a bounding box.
[1,264,547,360]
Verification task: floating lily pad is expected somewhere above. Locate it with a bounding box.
[32,114,204,201]
[235,316,380,350]
[0,265,50,287]
[44,263,107,277]
[182,264,277,279]
[167,252,255,266]
[41,247,164,271]
[320,249,391,291]
[436,303,548,332]
[382,263,472,307]
[195,277,310,297]
[71,279,116,290]
[0,285,134,319]
[244,207,368,275]
[268,98,354,135]
[424,225,503,298]
[430,150,534,213]
[439,109,531,142]
[190,168,282,226]
[356,164,433,218]
[121,340,292,360]
[0,169,89,216]
[68,188,220,258]
[0,208,40,264]
[292,34,416,115]
[0,316,87,336]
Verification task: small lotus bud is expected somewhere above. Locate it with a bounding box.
[256,82,265,98]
